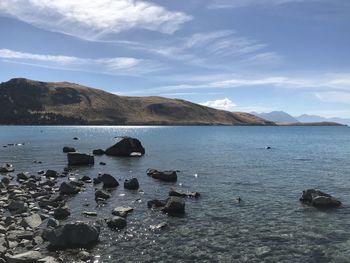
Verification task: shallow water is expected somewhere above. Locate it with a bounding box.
[1,126,350,262]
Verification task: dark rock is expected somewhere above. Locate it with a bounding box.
[67,152,94,166]
[99,162,106,166]
[0,163,14,173]
[63,147,76,153]
[107,216,127,230]
[82,211,97,217]
[112,206,133,217]
[8,200,27,214]
[73,137,79,140]
[53,206,71,220]
[46,221,100,248]
[169,189,200,198]
[93,149,105,155]
[37,170,45,175]
[59,182,80,195]
[162,197,185,216]
[147,169,177,182]
[80,175,92,183]
[95,190,111,200]
[105,137,145,157]
[147,199,167,208]
[16,172,29,181]
[100,174,119,188]
[93,178,102,185]
[124,178,139,190]
[47,218,59,228]
[300,189,341,208]
[45,170,58,178]
[1,176,11,185]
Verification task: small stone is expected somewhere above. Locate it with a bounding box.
[95,190,111,200]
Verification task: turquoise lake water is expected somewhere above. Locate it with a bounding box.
[1,126,350,262]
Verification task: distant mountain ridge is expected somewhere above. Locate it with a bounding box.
[0,78,273,126]
[296,114,350,126]
[252,111,347,126]
[251,111,299,123]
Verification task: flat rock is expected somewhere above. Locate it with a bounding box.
[6,251,43,263]
[21,214,42,229]
[147,169,177,182]
[95,190,111,200]
[112,206,133,217]
[169,189,200,198]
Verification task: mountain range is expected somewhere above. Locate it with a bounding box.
[0,78,273,126]
[251,111,348,126]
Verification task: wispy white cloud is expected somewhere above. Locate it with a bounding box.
[201,98,236,110]
[0,0,191,40]
[148,73,350,93]
[0,48,161,75]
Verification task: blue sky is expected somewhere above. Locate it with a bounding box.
[0,0,349,117]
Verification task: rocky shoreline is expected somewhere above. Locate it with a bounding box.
[0,136,343,262]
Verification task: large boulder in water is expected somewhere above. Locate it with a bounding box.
[105,137,145,157]
[162,197,185,216]
[45,221,100,248]
[124,178,139,190]
[147,169,177,182]
[67,152,94,166]
[300,189,341,208]
[99,174,119,188]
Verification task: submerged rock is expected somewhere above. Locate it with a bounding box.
[95,190,111,200]
[67,152,94,166]
[46,221,100,248]
[124,178,139,190]
[99,174,119,188]
[92,149,105,155]
[147,169,177,182]
[169,189,200,198]
[63,146,76,153]
[107,216,127,230]
[300,189,341,208]
[105,137,145,157]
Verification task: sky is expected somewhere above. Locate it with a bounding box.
[0,0,349,117]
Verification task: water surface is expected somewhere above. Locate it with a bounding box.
[1,126,350,262]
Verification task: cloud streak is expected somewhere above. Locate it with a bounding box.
[0,49,161,75]
[0,0,192,40]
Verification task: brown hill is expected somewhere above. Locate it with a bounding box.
[0,78,274,125]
